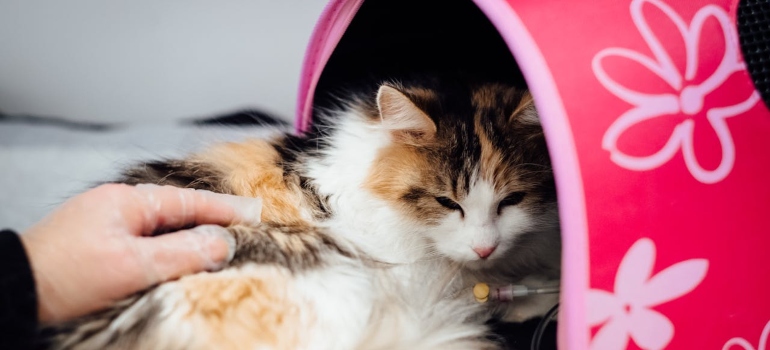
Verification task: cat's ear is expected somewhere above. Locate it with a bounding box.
[510,91,540,125]
[376,85,437,144]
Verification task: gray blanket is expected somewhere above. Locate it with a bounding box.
[0,118,288,231]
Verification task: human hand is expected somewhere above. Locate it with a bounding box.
[20,183,262,324]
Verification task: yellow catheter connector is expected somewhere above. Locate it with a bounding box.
[473,283,560,303]
[473,283,490,303]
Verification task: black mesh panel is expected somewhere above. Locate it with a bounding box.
[738,0,770,109]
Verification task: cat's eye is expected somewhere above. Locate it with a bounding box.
[435,196,463,213]
[497,192,526,214]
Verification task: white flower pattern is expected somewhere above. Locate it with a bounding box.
[723,319,770,350]
[587,238,708,350]
[592,0,761,184]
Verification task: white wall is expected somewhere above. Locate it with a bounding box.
[0,0,327,123]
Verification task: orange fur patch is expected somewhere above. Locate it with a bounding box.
[194,139,307,225]
[366,144,427,202]
[180,267,308,349]
[365,144,446,222]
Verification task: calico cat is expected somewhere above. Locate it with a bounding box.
[42,78,561,349]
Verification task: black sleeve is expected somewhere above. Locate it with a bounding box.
[0,229,38,350]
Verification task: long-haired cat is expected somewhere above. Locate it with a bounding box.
[41,77,561,349]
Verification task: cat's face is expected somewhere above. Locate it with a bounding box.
[366,82,557,268]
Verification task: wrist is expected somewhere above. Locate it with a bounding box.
[19,233,60,324]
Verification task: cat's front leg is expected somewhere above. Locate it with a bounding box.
[225,223,361,271]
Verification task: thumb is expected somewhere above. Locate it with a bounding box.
[135,225,236,285]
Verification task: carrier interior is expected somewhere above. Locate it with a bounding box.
[312,0,528,112]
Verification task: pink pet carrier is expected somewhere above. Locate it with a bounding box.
[294,0,770,348]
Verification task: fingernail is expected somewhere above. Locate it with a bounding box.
[197,191,263,224]
[190,225,236,271]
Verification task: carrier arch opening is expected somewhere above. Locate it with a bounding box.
[296,0,588,349]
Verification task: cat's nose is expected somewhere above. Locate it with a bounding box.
[473,246,497,259]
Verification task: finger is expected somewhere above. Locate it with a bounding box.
[134,225,236,286]
[132,184,262,236]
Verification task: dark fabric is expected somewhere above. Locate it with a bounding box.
[488,319,558,350]
[189,109,288,127]
[0,108,287,131]
[738,0,770,109]
[0,229,38,350]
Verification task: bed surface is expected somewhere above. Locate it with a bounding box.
[0,112,288,232]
